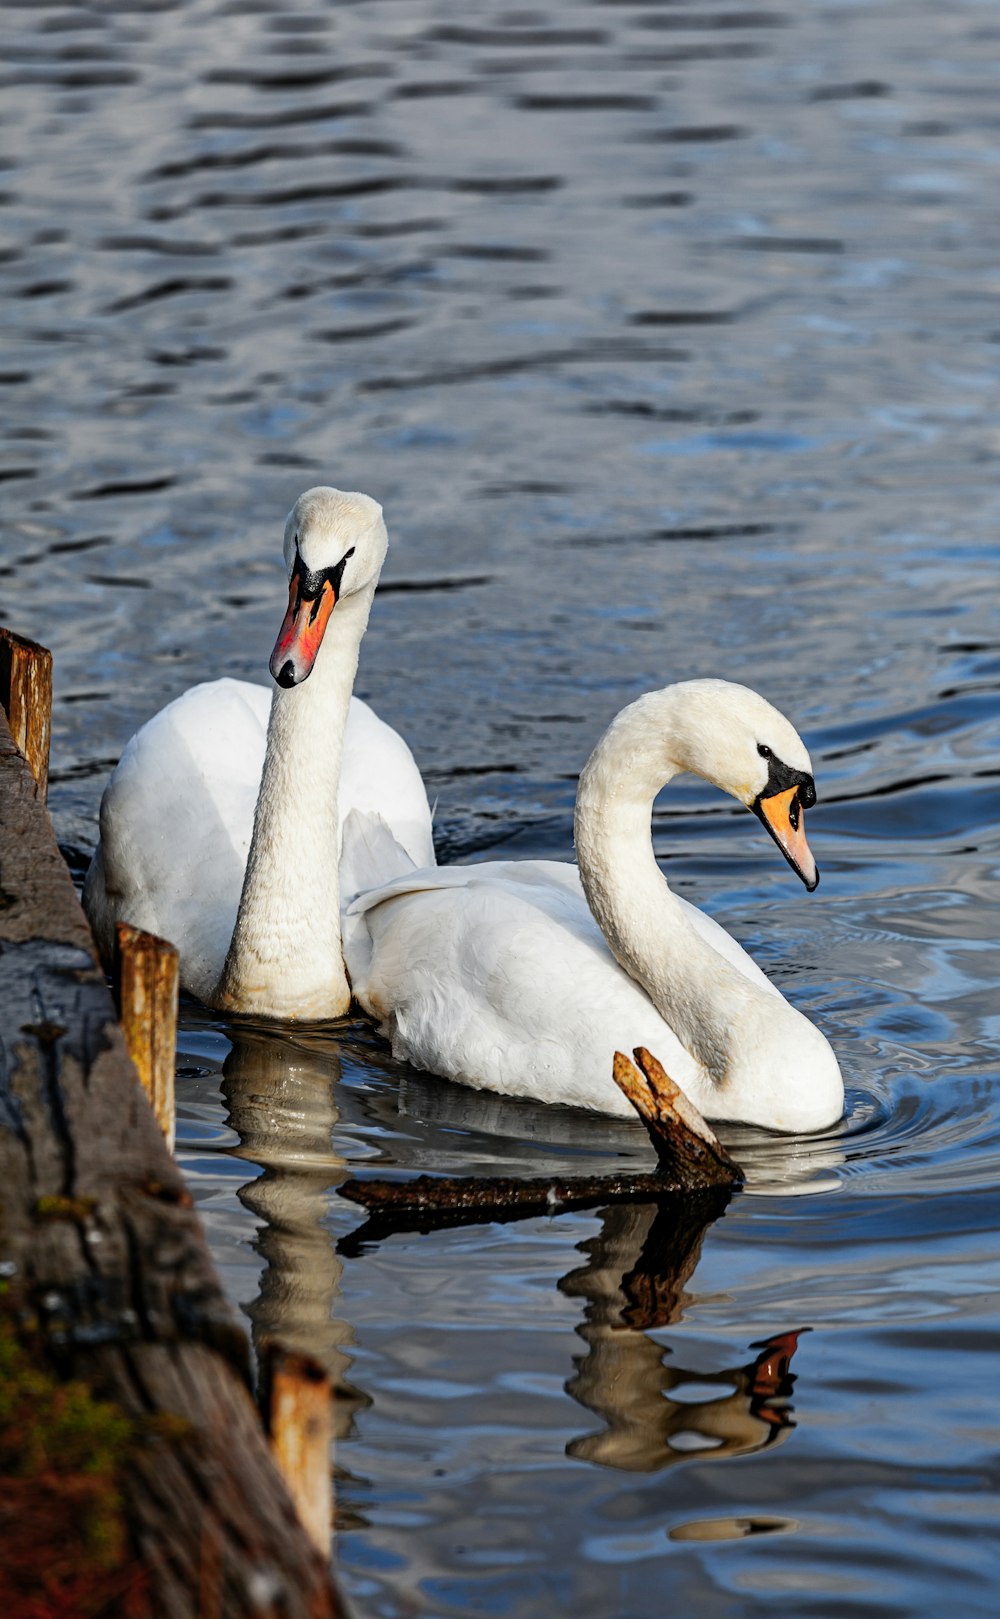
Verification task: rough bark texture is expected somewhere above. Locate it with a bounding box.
[0,707,338,1619]
[338,1046,743,1246]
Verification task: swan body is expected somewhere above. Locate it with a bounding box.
[84,680,432,1002]
[342,681,843,1133]
[84,487,433,1020]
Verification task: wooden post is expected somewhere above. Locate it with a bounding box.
[266,1347,334,1557]
[0,626,52,800]
[115,921,179,1152]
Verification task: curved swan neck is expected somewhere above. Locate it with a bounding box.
[574,690,758,1079]
[215,583,375,1017]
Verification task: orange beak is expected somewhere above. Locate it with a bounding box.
[269,569,338,688]
[753,785,819,891]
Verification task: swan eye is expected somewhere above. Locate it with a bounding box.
[757,743,772,759]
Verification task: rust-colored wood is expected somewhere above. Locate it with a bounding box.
[613,1045,742,1187]
[266,1348,334,1557]
[0,625,52,801]
[115,921,180,1152]
[339,1044,743,1243]
[0,703,338,1618]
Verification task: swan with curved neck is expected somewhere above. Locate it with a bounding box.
[341,679,843,1132]
[84,487,434,1020]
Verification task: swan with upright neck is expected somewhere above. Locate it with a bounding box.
[341,680,843,1133]
[84,487,434,1019]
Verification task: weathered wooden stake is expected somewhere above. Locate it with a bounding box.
[266,1347,334,1557]
[115,920,179,1152]
[0,625,52,800]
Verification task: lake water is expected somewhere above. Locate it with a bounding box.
[4,0,1000,1612]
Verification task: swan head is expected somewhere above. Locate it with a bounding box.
[269,486,388,687]
[667,680,820,890]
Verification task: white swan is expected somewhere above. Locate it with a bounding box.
[341,680,844,1133]
[84,487,433,1019]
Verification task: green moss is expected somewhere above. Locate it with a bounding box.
[0,1310,132,1558]
[141,1410,196,1443]
[0,1293,152,1616]
[34,1193,99,1222]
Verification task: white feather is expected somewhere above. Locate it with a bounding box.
[85,682,433,1001]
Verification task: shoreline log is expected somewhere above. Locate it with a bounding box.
[0,701,339,1618]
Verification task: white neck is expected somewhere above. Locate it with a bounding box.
[215,584,374,1018]
[575,691,756,1081]
[573,689,839,1131]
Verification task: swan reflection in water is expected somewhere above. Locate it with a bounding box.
[219,1026,368,1442]
[215,1033,832,1487]
[344,1073,833,1481]
[562,1198,802,1472]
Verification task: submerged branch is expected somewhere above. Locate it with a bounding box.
[338,1047,743,1247]
[615,1045,742,1187]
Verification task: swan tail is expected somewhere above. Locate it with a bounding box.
[340,808,416,907]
